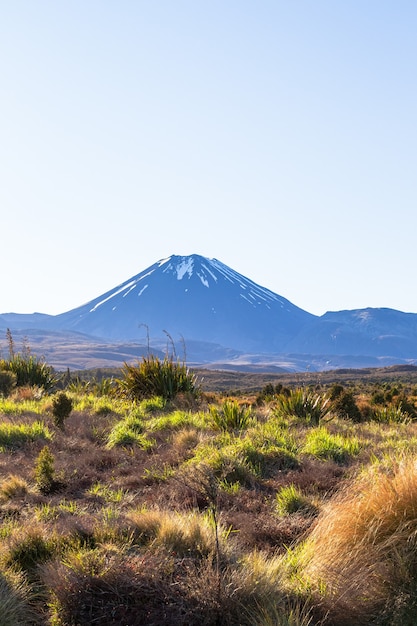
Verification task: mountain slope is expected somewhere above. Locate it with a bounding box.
[287,308,417,358]
[52,254,315,352]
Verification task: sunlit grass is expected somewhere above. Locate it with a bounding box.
[0,420,52,451]
[301,427,361,463]
[0,397,49,416]
[87,482,132,505]
[146,409,206,432]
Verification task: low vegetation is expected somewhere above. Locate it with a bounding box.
[1,343,417,623]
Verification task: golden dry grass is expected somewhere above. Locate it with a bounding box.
[299,457,417,624]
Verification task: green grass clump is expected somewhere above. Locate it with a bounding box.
[106,410,155,450]
[147,409,205,432]
[0,421,51,451]
[275,484,317,516]
[302,427,361,463]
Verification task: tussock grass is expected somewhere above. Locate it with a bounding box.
[126,508,226,558]
[106,410,156,450]
[297,457,417,625]
[0,569,35,626]
[0,475,29,500]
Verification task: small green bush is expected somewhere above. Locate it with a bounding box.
[0,370,17,397]
[332,390,363,422]
[52,392,73,428]
[35,445,56,494]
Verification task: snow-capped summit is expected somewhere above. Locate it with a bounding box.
[53,254,315,351]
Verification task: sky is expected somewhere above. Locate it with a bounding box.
[1,1,417,317]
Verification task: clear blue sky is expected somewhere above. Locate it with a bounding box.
[1,1,416,316]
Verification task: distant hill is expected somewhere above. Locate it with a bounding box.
[1,254,417,371]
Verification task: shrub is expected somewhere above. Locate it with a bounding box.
[0,370,16,397]
[52,392,73,428]
[118,355,199,401]
[331,390,363,422]
[34,445,56,494]
[275,388,331,425]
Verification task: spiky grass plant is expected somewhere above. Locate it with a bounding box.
[275,388,331,425]
[372,403,411,424]
[209,399,254,431]
[118,355,199,401]
[0,353,57,391]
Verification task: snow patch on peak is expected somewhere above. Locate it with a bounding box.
[201,263,218,282]
[176,258,194,280]
[197,273,209,288]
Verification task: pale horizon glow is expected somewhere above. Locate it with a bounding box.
[1,2,417,317]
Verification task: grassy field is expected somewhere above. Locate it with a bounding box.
[1,366,417,624]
